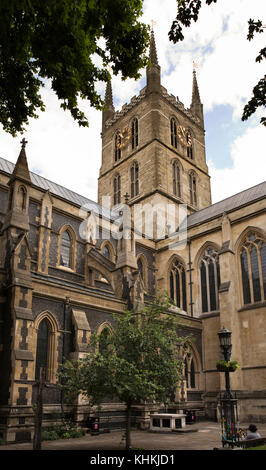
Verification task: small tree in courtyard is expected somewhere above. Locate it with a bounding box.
[59,294,191,450]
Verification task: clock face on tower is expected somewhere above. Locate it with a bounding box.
[117,125,131,149]
[177,125,192,147]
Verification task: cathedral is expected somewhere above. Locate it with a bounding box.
[0,32,265,443]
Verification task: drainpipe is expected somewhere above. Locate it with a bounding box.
[188,239,193,317]
[61,296,70,421]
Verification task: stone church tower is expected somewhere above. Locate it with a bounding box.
[98,31,212,232]
[0,31,265,444]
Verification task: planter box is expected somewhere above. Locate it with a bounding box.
[216,365,236,372]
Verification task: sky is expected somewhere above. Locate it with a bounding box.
[0,0,265,205]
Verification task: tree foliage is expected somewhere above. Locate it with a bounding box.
[169,1,266,126]
[59,295,191,450]
[0,0,150,136]
[242,19,266,126]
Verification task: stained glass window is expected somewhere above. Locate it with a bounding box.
[261,244,266,299]
[185,359,188,387]
[35,319,49,380]
[60,230,71,267]
[240,233,266,305]
[208,260,217,311]
[102,245,110,260]
[131,118,138,149]
[250,245,261,302]
[175,270,180,307]
[200,247,220,313]
[170,118,178,148]
[200,262,208,313]
[170,271,174,300]
[241,250,251,304]
[115,132,121,162]
[172,161,181,197]
[169,259,187,312]
[130,162,139,198]
[182,268,187,311]
[189,173,197,206]
[190,359,195,388]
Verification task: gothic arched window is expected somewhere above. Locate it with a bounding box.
[35,314,58,383]
[99,327,111,355]
[102,245,111,260]
[170,118,178,148]
[189,172,197,206]
[169,258,187,311]
[114,132,122,162]
[60,230,72,268]
[35,318,50,380]
[184,358,189,388]
[130,161,139,198]
[137,255,148,289]
[200,247,220,313]
[183,351,197,390]
[240,232,266,305]
[172,160,181,197]
[113,174,121,206]
[131,118,138,150]
[137,257,144,280]
[190,358,196,388]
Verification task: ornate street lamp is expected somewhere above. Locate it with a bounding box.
[218,327,232,358]
[217,327,239,447]
[218,327,233,399]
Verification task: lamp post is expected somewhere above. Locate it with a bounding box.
[218,327,233,399]
[217,327,239,447]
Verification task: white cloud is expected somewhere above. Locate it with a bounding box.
[0,85,102,201]
[208,124,266,203]
[0,0,265,206]
[145,0,265,113]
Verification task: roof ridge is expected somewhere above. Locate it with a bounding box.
[1,156,265,224]
[188,180,266,219]
[0,155,96,205]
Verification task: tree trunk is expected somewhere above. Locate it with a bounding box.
[125,403,132,450]
[33,367,45,450]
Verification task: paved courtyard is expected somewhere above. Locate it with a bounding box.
[1,420,266,451]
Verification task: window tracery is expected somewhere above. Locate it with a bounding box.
[169,258,187,311]
[200,247,220,313]
[240,232,266,305]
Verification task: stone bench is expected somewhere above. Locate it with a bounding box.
[150,413,186,432]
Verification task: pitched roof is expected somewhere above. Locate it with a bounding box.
[186,181,266,229]
[0,156,112,219]
[1,156,265,230]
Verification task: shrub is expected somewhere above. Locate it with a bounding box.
[216,360,240,372]
[41,430,58,441]
[41,420,84,441]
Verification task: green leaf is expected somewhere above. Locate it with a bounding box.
[0,0,149,135]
